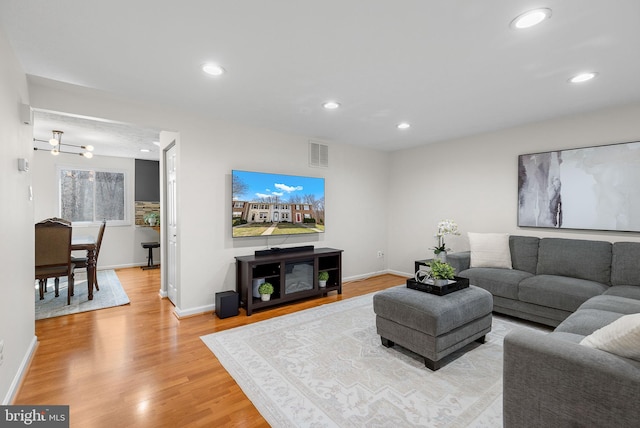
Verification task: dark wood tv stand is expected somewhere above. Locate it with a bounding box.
[235,247,343,316]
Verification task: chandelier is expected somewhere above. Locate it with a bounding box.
[34,130,94,158]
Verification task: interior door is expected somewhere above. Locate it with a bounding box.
[166,144,178,304]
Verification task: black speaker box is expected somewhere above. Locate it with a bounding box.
[215,291,239,319]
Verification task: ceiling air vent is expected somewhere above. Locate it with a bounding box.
[309,141,329,168]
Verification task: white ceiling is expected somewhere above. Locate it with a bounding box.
[32,110,161,161]
[1,1,639,156]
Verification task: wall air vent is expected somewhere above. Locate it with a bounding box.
[309,141,329,168]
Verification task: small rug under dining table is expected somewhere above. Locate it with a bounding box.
[35,269,130,320]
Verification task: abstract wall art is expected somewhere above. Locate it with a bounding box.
[518,141,640,232]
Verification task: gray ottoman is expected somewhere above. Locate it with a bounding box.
[373,285,493,370]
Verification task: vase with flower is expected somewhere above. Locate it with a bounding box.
[432,219,460,262]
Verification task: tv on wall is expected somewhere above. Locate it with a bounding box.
[232,170,325,238]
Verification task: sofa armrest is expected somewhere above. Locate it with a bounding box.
[503,329,640,428]
[447,251,470,274]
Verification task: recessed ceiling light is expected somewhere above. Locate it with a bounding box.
[140,149,150,153]
[152,141,161,146]
[202,63,225,76]
[569,72,598,83]
[511,8,552,29]
[397,122,411,129]
[322,101,341,110]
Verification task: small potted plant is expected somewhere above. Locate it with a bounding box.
[428,260,456,286]
[258,282,274,301]
[144,212,160,227]
[318,271,330,288]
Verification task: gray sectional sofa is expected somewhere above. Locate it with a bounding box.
[447,236,640,427]
[448,235,634,327]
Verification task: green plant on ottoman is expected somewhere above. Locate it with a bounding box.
[258,282,274,301]
[428,260,455,285]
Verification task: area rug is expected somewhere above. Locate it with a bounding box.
[201,291,547,427]
[35,270,130,320]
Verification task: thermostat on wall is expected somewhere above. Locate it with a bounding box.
[18,158,29,172]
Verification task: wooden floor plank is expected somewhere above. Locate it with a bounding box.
[15,267,406,427]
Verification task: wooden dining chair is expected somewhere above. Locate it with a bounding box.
[35,218,76,305]
[71,220,106,291]
[45,217,71,294]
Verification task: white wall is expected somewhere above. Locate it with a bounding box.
[387,102,640,276]
[0,29,36,403]
[28,78,390,315]
[31,151,161,268]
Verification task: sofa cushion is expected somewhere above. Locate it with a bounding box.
[536,238,612,285]
[580,313,640,361]
[555,308,624,336]
[468,232,512,268]
[611,242,640,286]
[458,267,532,300]
[509,235,540,274]
[603,285,640,300]
[547,331,585,344]
[578,295,640,314]
[518,275,608,312]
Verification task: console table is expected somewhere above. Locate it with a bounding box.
[235,247,343,315]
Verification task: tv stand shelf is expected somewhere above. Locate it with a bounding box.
[235,247,343,316]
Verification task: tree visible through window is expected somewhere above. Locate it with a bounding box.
[60,168,126,223]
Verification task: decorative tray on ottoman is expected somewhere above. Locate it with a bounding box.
[406,276,470,296]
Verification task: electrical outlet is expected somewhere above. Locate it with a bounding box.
[377,251,384,258]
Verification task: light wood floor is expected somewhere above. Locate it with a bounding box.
[16,268,406,427]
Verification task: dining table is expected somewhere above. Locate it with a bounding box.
[71,235,97,300]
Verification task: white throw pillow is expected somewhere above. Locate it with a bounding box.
[468,232,512,269]
[580,313,640,361]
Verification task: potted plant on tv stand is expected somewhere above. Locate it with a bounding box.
[318,271,329,288]
[428,260,456,286]
[258,282,274,301]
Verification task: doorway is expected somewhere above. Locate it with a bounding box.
[162,138,178,305]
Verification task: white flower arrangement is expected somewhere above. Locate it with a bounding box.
[433,219,461,254]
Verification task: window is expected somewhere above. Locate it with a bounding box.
[59,167,128,225]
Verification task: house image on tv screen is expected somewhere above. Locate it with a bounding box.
[232,170,325,238]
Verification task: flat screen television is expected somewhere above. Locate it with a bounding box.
[232,170,325,238]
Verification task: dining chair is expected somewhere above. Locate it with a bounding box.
[71,220,106,291]
[39,217,72,294]
[35,218,76,305]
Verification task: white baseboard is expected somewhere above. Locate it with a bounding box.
[172,270,412,318]
[101,263,150,270]
[386,269,412,278]
[2,335,38,405]
[174,304,214,319]
[343,269,411,283]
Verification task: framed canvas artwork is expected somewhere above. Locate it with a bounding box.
[518,141,640,232]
